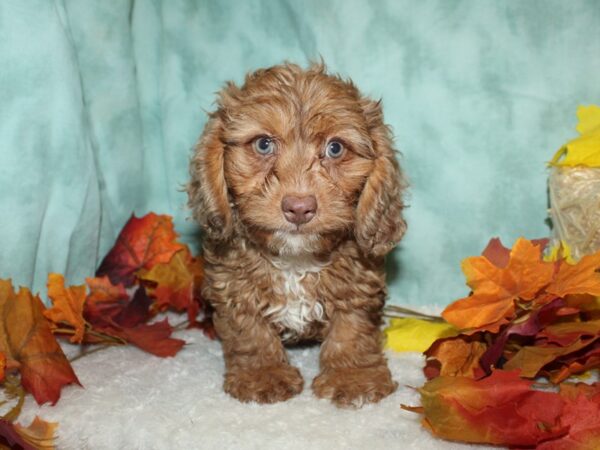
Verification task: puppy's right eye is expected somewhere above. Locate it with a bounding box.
[253,137,276,155]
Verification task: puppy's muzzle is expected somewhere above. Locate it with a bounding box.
[281,195,317,225]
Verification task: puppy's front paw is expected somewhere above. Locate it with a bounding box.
[312,365,397,408]
[224,364,304,404]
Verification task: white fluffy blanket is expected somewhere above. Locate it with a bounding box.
[20,327,494,450]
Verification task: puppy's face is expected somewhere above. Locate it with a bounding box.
[221,69,377,255]
[189,64,406,257]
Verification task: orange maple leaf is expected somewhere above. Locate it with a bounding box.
[44,274,87,344]
[96,213,185,287]
[0,279,79,405]
[424,336,487,380]
[443,238,554,331]
[546,252,600,298]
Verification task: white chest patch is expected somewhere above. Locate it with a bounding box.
[265,252,328,337]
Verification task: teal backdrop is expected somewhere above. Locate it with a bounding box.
[1,0,599,306]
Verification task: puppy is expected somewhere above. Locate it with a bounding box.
[188,63,407,408]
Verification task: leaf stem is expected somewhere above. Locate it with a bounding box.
[69,344,115,364]
[384,305,444,322]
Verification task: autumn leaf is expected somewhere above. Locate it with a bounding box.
[442,237,555,331]
[409,371,600,449]
[0,279,79,405]
[86,275,128,306]
[537,384,600,449]
[384,318,458,353]
[84,284,184,357]
[83,276,129,332]
[482,237,549,269]
[0,352,5,383]
[479,298,566,374]
[96,213,185,287]
[545,343,600,384]
[107,319,185,358]
[137,248,204,323]
[423,335,487,380]
[539,319,600,347]
[546,252,600,298]
[13,416,58,450]
[413,370,567,446]
[44,273,87,343]
[503,337,598,378]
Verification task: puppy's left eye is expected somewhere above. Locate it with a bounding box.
[253,136,276,155]
[325,140,344,159]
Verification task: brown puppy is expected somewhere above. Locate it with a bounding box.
[188,63,407,408]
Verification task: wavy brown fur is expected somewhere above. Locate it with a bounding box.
[188,63,407,408]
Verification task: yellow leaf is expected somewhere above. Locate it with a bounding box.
[550,105,600,167]
[545,241,575,264]
[384,318,458,352]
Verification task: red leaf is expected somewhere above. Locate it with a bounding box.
[98,319,185,357]
[538,384,600,449]
[416,370,567,446]
[96,213,185,287]
[443,238,554,332]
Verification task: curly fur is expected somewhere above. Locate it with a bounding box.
[188,63,407,408]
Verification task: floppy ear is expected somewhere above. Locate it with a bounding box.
[355,99,408,256]
[187,114,234,241]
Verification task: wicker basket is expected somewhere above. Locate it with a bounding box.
[548,105,600,260]
[549,166,600,260]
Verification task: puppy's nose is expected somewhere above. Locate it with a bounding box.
[281,195,317,225]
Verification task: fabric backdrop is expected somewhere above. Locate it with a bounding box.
[1,0,599,306]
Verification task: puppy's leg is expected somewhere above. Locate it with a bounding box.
[214,308,304,403]
[312,309,397,408]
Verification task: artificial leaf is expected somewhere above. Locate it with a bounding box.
[481,237,511,268]
[111,286,153,328]
[503,337,597,378]
[546,252,600,298]
[482,237,549,269]
[84,276,129,328]
[105,319,185,358]
[424,335,487,380]
[539,319,600,347]
[44,274,87,343]
[479,298,565,373]
[13,416,57,450]
[443,238,554,331]
[84,284,184,357]
[0,352,5,383]
[413,370,566,446]
[384,318,458,353]
[0,279,79,405]
[545,342,600,384]
[550,105,600,168]
[538,385,600,449]
[96,213,185,287]
[86,275,128,305]
[137,248,204,323]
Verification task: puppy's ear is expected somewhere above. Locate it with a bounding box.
[187,114,234,241]
[355,99,408,256]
